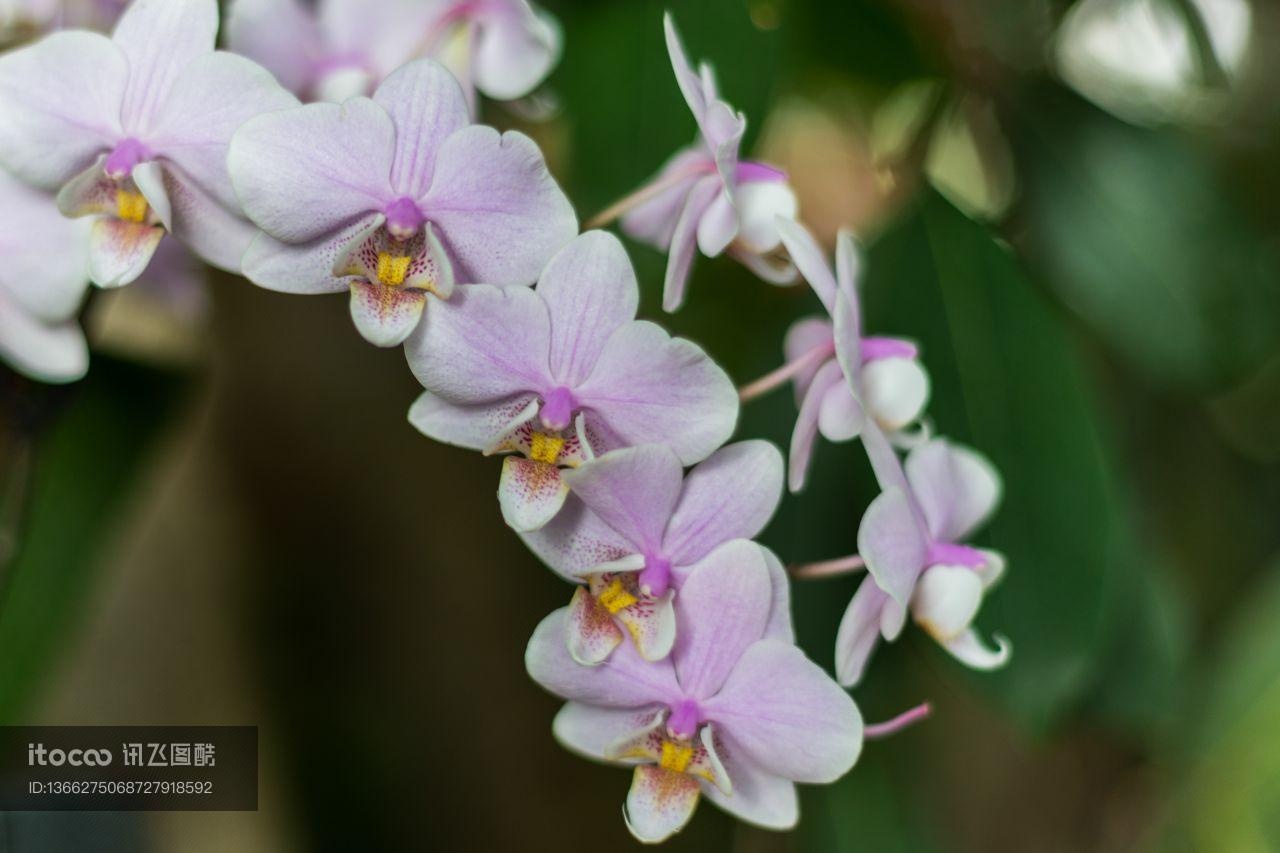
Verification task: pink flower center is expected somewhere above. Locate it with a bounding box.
[860,336,919,363]
[665,699,701,740]
[538,387,576,432]
[926,541,986,569]
[104,138,149,181]
[385,197,425,241]
[638,555,672,598]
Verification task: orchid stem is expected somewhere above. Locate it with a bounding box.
[738,343,834,403]
[585,167,706,230]
[789,555,866,579]
[864,703,932,740]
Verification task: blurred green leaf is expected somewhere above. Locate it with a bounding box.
[0,356,183,722]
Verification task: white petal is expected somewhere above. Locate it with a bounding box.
[861,356,930,431]
[735,181,798,254]
[911,564,984,642]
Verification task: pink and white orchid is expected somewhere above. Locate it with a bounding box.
[744,219,930,493]
[226,0,560,109]
[405,231,739,532]
[836,437,1011,687]
[0,169,91,382]
[604,13,799,312]
[527,541,862,842]
[0,0,298,288]
[522,441,784,664]
[228,58,576,347]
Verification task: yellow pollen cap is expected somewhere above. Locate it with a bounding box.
[598,578,638,614]
[529,431,565,465]
[659,741,694,774]
[115,190,149,224]
[376,252,412,287]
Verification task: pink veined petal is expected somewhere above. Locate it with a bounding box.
[560,445,684,555]
[526,606,682,708]
[701,731,798,831]
[498,455,569,531]
[224,0,323,96]
[405,283,552,403]
[372,59,471,199]
[537,231,639,388]
[228,97,396,243]
[0,173,92,321]
[788,359,843,493]
[760,545,795,644]
[904,439,1003,543]
[0,287,88,384]
[620,147,706,251]
[858,486,930,607]
[88,219,165,289]
[113,0,218,134]
[671,540,773,700]
[419,125,577,286]
[471,1,562,101]
[565,586,625,666]
[663,441,785,567]
[319,0,440,79]
[783,317,835,403]
[834,578,890,687]
[0,31,127,190]
[624,764,702,844]
[695,190,738,257]
[662,13,742,154]
[661,173,719,313]
[408,391,540,452]
[347,279,428,347]
[817,379,866,443]
[776,218,837,311]
[133,160,259,274]
[703,639,863,783]
[518,493,641,581]
[575,320,738,466]
[145,51,301,213]
[242,212,385,295]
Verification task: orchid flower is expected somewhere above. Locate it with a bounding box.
[405,231,739,532]
[0,0,299,288]
[226,0,560,109]
[521,440,784,664]
[599,13,798,312]
[835,437,1011,687]
[741,219,929,492]
[527,540,862,842]
[0,169,91,382]
[0,0,58,42]
[228,58,576,347]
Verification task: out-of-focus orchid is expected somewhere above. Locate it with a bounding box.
[0,170,91,382]
[593,13,798,312]
[741,219,930,492]
[0,0,58,43]
[835,437,1010,687]
[226,0,561,108]
[0,0,298,288]
[405,231,738,532]
[527,542,862,842]
[61,0,130,31]
[228,58,576,347]
[521,441,784,664]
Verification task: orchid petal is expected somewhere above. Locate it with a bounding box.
[526,607,681,708]
[373,60,471,199]
[977,549,1007,589]
[347,279,427,347]
[318,0,439,80]
[406,283,552,402]
[835,229,862,317]
[783,317,835,403]
[696,191,738,257]
[536,231,639,387]
[663,441,784,567]
[858,486,930,606]
[911,564,984,642]
[576,320,737,466]
[624,764,701,844]
[518,493,641,580]
[862,357,930,432]
[0,31,127,189]
[0,289,88,383]
[704,639,862,783]
[735,182,797,254]
[242,212,384,295]
[565,586,625,666]
[835,576,890,688]
[472,3,562,101]
[760,545,795,644]
[941,628,1012,671]
[620,148,705,250]
[788,359,843,493]
[498,455,569,532]
[334,219,454,297]
[904,439,1002,543]
[133,160,259,273]
[559,445,683,554]
[0,173,92,321]
[776,218,837,311]
[552,703,665,761]
[702,734,798,831]
[672,540,773,699]
[614,587,677,662]
[88,219,164,289]
[407,392,540,453]
[731,246,798,285]
[224,0,322,96]
[419,125,576,286]
[817,380,866,443]
[228,97,395,243]
[113,0,217,132]
[661,174,718,312]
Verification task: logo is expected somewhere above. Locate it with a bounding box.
[27,744,113,767]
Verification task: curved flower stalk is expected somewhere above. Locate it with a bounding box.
[522,441,784,663]
[406,231,738,532]
[593,13,799,312]
[527,543,862,843]
[226,0,560,109]
[836,436,1011,687]
[742,219,930,492]
[0,170,91,382]
[0,0,298,288]
[228,58,576,347]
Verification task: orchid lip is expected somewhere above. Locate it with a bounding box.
[665,699,700,740]
[104,138,149,181]
[538,387,576,431]
[860,336,919,363]
[926,541,986,569]
[385,197,425,241]
[638,555,672,597]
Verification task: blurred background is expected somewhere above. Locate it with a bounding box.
[2,0,1279,850]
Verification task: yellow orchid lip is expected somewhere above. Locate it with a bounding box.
[115,190,149,224]
[375,251,412,287]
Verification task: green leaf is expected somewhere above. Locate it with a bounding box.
[0,356,184,722]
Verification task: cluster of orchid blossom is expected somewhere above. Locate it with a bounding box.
[0,0,1010,842]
